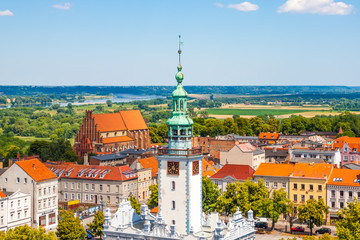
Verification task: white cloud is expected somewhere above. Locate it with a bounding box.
[227,2,259,11]
[215,2,224,8]
[53,3,72,10]
[0,10,14,16]
[278,0,354,15]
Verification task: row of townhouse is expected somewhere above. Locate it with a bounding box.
[254,162,360,223]
[0,158,58,231]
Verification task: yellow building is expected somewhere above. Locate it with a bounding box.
[289,163,333,208]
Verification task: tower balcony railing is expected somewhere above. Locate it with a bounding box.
[158,147,202,156]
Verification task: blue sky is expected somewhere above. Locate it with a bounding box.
[0,0,359,86]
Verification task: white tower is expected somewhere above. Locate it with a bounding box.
[157,36,203,235]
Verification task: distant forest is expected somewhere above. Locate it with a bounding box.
[0,85,359,96]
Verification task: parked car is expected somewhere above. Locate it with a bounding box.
[86,229,93,239]
[255,222,268,229]
[291,226,305,232]
[315,228,331,234]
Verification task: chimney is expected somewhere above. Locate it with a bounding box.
[33,164,36,169]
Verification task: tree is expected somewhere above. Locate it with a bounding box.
[202,176,220,213]
[199,110,209,118]
[286,201,297,234]
[88,210,105,239]
[106,100,112,107]
[297,198,329,235]
[56,211,86,240]
[148,184,158,209]
[262,188,291,230]
[336,198,360,240]
[215,179,269,216]
[129,195,141,214]
[28,140,50,156]
[0,225,56,240]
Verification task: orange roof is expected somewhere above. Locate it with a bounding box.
[150,206,158,213]
[328,168,360,187]
[291,163,333,179]
[45,164,137,181]
[254,163,294,177]
[138,157,158,178]
[102,136,134,144]
[0,190,6,198]
[236,143,257,152]
[119,110,148,131]
[16,159,57,182]
[259,132,280,140]
[333,136,360,151]
[93,113,127,132]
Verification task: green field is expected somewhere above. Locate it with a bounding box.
[206,108,329,116]
[16,136,51,142]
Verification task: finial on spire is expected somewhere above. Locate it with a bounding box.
[178,35,182,65]
[175,35,184,84]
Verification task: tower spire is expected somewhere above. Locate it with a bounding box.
[176,35,184,84]
[178,35,182,65]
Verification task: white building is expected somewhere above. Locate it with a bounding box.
[0,158,58,230]
[0,190,32,232]
[289,148,341,166]
[327,168,360,223]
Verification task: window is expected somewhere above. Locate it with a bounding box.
[64,193,68,200]
[53,186,55,194]
[172,220,176,225]
[16,177,20,183]
[0,202,3,209]
[282,183,286,188]
[293,194,298,202]
[90,195,94,201]
[107,185,110,192]
[100,185,103,191]
[172,201,176,209]
[85,195,89,201]
[331,202,335,208]
[4,178,7,183]
[53,198,55,206]
[293,183,298,190]
[18,200,20,206]
[65,183,68,189]
[92,184,95,190]
[351,156,355,161]
[39,216,46,227]
[49,213,56,225]
[77,194,81,200]
[24,178,27,184]
[116,185,119,193]
[318,196,322,201]
[48,199,50,207]
[71,193,75,200]
[11,201,13,208]
[18,212,20,219]
[265,181,270,188]
[358,192,360,199]
[309,195,313,200]
[309,185,314,191]
[301,195,305,202]
[331,190,335,198]
[85,184,89,191]
[301,184,305,190]
[43,201,46,208]
[344,156,348,161]
[273,182,278,188]
[340,190,344,198]
[171,181,175,190]
[43,188,46,195]
[340,202,344,208]
[0,216,3,225]
[71,183,74,189]
[349,191,353,199]
[318,185,322,191]
[77,183,80,189]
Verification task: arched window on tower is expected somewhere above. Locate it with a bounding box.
[180,100,183,111]
[173,129,178,136]
[171,181,175,190]
[172,201,176,209]
[180,129,185,135]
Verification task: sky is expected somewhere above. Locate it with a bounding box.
[0,0,359,86]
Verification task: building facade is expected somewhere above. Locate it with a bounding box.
[0,159,58,230]
[73,110,151,158]
[220,143,265,170]
[333,136,360,165]
[46,164,139,205]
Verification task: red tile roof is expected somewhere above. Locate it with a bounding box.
[45,164,137,181]
[0,190,6,198]
[16,159,57,182]
[138,157,158,178]
[254,163,294,177]
[119,110,148,131]
[328,168,360,187]
[333,136,360,151]
[202,159,219,177]
[102,136,134,144]
[259,132,280,140]
[210,164,255,180]
[236,143,257,152]
[291,163,333,179]
[93,113,127,132]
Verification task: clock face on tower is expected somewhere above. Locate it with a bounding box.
[167,161,180,175]
[192,161,199,175]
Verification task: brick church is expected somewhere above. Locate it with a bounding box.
[73,110,151,158]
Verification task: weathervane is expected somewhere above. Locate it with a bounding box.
[178,35,183,65]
